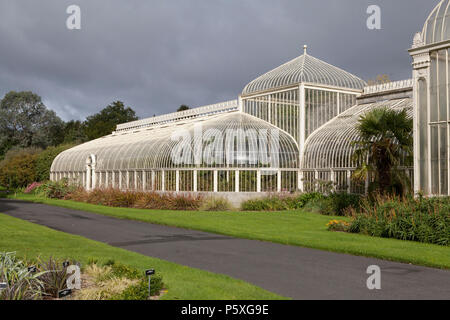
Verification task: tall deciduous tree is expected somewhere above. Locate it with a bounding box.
[0,91,64,157]
[62,120,87,144]
[352,108,413,195]
[83,101,138,140]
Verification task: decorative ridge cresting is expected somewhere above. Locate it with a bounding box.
[115,100,238,133]
[363,79,413,95]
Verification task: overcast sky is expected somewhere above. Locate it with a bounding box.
[0,0,439,121]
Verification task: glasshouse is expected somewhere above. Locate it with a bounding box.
[51,0,450,197]
[410,0,450,196]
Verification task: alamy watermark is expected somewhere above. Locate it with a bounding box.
[367,5,381,30]
[66,5,81,30]
[366,265,381,290]
[66,264,81,290]
[64,5,380,31]
[170,124,280,171]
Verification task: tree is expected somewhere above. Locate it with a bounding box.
[62,120,87,144]
[367,74,391,86]
[83,101,138,140]
[352,108,413,195]
[0,91,64,157]
[35,143,77,182]
[177,105,190,112]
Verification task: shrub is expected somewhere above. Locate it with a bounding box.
[327,220,350,232]
[0,148,40,189]
[241,196,294,211]
[36,257,74,298]
[104,261,164,299]
[104,261,141,280]
[316,193,362,216]
[35,144,76,182]
[199,197,234,211]
[0,252,46,300]
[133,191,169,209]
[171,193,203,210]
[302,197,325,214]
[288,192,324,209]
[348,195,450,246]
[114,276,163,299]
[74,276,138,300]
[110,279,148,300]
[24,182,43,194]
[66,188,203,211]
[35,179,77,199]
[241,193,325,212]
[241,198,270,211]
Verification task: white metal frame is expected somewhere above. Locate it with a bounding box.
[410,0,450,196]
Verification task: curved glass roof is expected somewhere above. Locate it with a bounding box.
[51,112,299,173]
[242,51,366,96]
[422,0,450,45]
[302,98,413,170]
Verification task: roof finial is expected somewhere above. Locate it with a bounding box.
[303,44,308,55]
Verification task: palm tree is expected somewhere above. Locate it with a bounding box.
[352,108,413,195]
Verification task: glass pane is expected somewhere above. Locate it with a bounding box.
[434,3,447,42]
[426,9,438,43]
[440,125,448,195]
[439,50,447,121]
[445,7,450,42]
[430,125,439,195]
[430,52,438,122]
[418,79,429,193]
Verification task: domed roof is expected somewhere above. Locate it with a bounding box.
[51,111,299,172]
[422,0,450,45]
[242,48,366,96]
[302,98,413,170]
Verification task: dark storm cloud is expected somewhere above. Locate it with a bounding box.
[0,0,439,121]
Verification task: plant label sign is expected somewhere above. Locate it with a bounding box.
[145,269,155,276]
[0,282,7,290]
[58,289,72,298]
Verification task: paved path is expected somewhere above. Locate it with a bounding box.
[1,199,449,300]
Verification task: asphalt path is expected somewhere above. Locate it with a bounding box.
[1,198,449,300]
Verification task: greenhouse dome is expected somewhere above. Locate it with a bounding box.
[52,110,300,172]
[51,103,300,193]
[242,47,366,96]
[422,0,450,45]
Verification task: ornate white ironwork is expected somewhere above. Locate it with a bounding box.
[242,51,366,96]
[115,100,238,132]
[302,98,414,194]
[422,0,450,45]
[363,79,413,95]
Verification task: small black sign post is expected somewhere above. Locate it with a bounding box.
[58,289,72,299]
[145,269,155,299]
[0,282,7,290]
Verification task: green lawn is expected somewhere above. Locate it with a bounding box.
[8,194,450,270]
[0,213,285,300]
